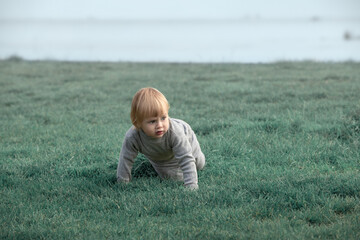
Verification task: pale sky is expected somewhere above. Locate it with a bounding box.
[1,0,359,20]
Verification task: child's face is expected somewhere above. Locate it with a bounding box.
[140,114,169,138]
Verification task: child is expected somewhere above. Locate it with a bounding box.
[117,87,205,189]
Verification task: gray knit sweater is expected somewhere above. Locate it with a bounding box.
[117,118,203,188]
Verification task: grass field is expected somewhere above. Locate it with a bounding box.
[1,59,359,239]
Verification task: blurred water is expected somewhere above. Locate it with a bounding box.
[0,19,359,62]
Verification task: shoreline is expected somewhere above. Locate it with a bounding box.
[1,56,359,64]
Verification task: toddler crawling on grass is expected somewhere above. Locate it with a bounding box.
[117,87,206,190]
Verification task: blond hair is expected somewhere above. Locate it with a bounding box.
[130,87,170,128]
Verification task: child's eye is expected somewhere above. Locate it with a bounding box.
[161,116,167,120]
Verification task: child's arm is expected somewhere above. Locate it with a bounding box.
[172,137,199,189]
[117,133,138,183]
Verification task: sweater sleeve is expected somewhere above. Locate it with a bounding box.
[117,130,139,182]
[171,130,198,188]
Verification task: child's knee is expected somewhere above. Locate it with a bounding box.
[196,153,206,170]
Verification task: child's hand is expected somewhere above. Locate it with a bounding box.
[185,183,198,191]
[117,178,129,184]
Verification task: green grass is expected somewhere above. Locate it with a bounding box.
[1,59,359,239]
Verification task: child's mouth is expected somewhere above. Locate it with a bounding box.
[156,131,164,135]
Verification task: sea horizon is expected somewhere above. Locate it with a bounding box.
[1,17,359,63]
